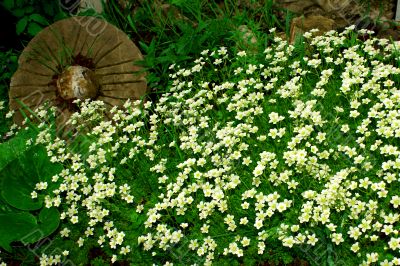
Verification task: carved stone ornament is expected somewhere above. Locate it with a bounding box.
[9,16,147,128]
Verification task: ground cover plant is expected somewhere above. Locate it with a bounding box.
[102,0,289,101]
[2,0,69,37]
[2,24,400,265]
[3,1,400,265]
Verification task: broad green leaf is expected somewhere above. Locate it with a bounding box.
[0,145,62,211]
[0,194,15,214]
[53,11,68,21]
[9,55,17,63]
[1,168,42,210]
[29,13,49,26]
[0,212,37,252]
[27,22,43,37]
[21,207,60,244]
[0,127,36,171]
[16,17,28,35]
[12,7,25,17]
[38,207,59,227]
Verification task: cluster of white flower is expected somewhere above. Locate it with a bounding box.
[33,99,149,265]
[137,28,400,265]
[31,25,400,265]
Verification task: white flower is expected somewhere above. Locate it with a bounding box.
[60,228,70,238]
[240,217,249,225]
[389,238,400,250]
[307,234,318,246]
[269,112,285,124]
[201,224,209,234]
[5,110,14,119]
[282,236,295,248]
[331,233,344,245]
[241,237,250,247]
[237,51,247,57]
[120,245,131,255]
[31,191,38,199]
[391,196,400,208]
[340,124,350,133]
[350,242,359,253]
[35,182,48,190]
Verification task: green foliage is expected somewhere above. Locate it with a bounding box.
[0,49,17,136]
[0,129,62,253]
[1,145,61,210]
[0,127,35,169]
[0,0,292,265]
[2,0,68,38]
[90,257,109,266]
[0,207,60,252]
[103,0,286,102]
[0,212,37,252]
[20,207,60,244]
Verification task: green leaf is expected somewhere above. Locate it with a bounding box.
[139,41,149,53]
[54,11,68,21]
[170,0,185,7]
[1,166,42,210]
[0,145,62,211]
[27,22,43,37]
[0,193,15,214]
[21,207,60,244]
[16,17,28,35]
[327,243,335,266]
[0,212,37,252]
[0,127,36,171]
[29,13,49,26]
[38,207,59,227]
[12,8,26,17]
[127,15,137,32]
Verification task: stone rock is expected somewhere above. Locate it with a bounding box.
[238,25,258,44]
[368,0,395,22]
[158,3,197,27]
[377,28,400,41]
[289,15,335,43]
[276,31,288,41]
[276,0,316,14]
[276,0,361,16]
[236,25,258,52]
[276,0,394,30]
[275,0,361,29]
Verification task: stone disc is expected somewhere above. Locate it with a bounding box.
[9,16,147,126]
